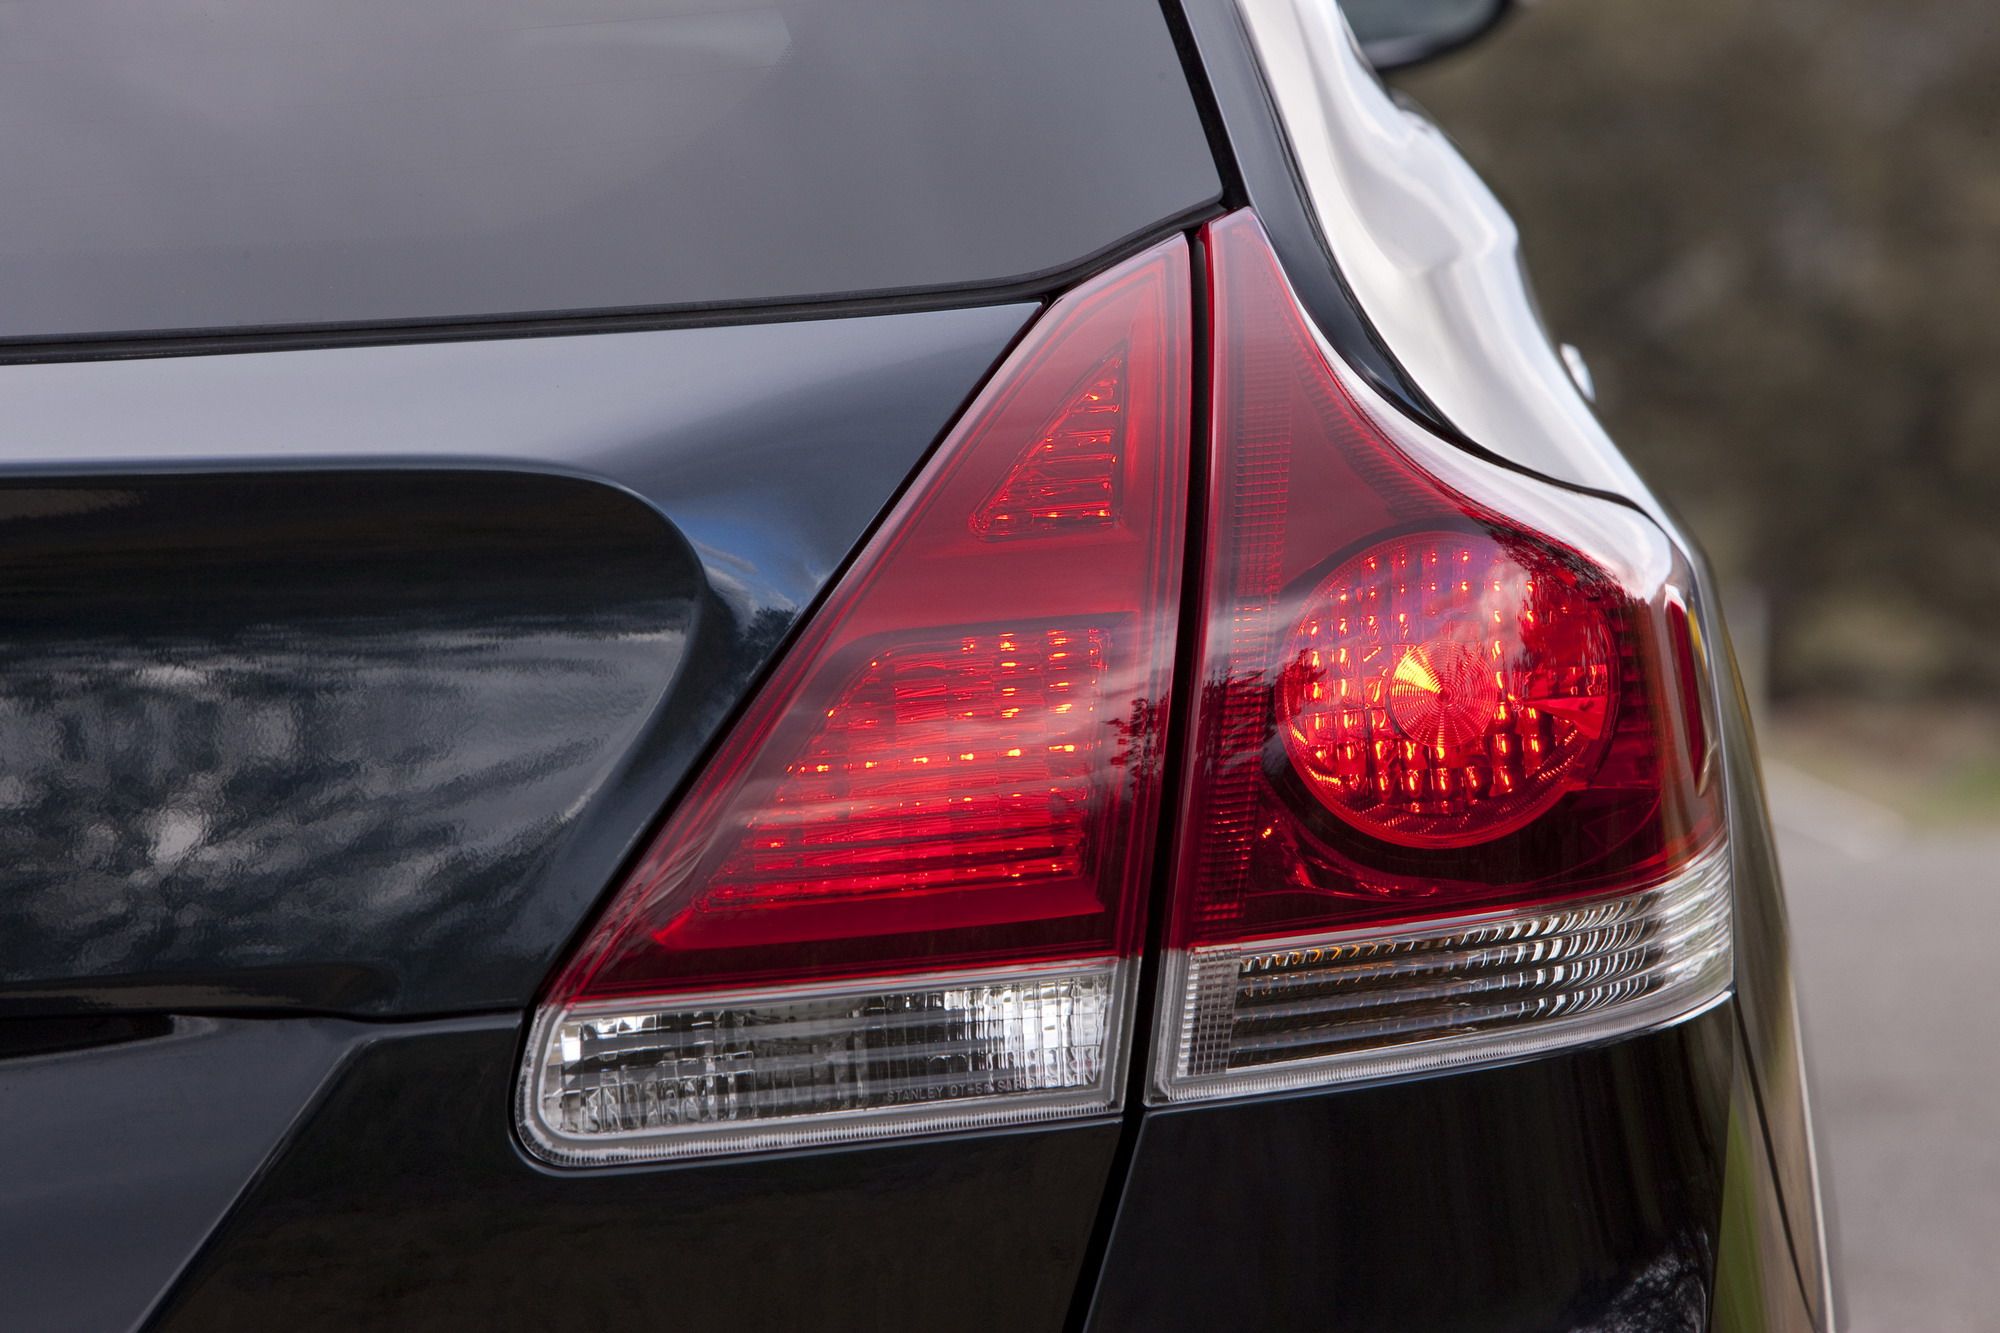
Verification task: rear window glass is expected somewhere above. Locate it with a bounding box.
[0,0,1219,340]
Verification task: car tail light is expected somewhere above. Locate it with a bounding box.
[1148,211,1729,1103]
[519,237,1192,1163]
[520,211,1732,1164]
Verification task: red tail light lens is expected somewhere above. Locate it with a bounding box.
[1148,212,1729,1102]
[1274,528,1619,848]
[681,624,1115,944]
[971,351,1129,537]
[521,237,1191,1163]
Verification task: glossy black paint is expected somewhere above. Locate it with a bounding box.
[1086,1007,1734,1331]
[1714,1042,1822,1332]
[1713,608,1833,1325]
[0,307,1031,1015]
[0,471,692,1014]
[0,1016,354,1333]
[101,1009,1820,1332]
[149,1017,1120,1333]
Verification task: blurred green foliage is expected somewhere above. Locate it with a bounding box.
[1399,0,2000,701]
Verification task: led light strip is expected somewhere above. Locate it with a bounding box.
[1151,840,1733,1104]
[521,958,1133,1165]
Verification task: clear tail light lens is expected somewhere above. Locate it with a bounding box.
[521,237,1191,1164]
[533,963,1124,1162]
[1148,212,1729,1103]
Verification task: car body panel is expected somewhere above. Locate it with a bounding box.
[1087,1006,1735,1331]
[0,307,1032,1016]
[147,1017,1119,1333]
[0,1017,353,1333]
[1235,0,1651,498]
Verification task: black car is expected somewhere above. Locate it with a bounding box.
[0,1,1831,1329]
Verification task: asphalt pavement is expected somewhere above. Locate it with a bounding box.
[1767,764,2000,1332]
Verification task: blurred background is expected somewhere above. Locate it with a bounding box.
[1394,2,1999,1326]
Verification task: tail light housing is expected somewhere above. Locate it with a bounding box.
[519,211,1730,1163]
[1149,211,1727,1103]
[520,237,1192,1164]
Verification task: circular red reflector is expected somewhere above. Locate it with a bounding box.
[1275,529,1619,849]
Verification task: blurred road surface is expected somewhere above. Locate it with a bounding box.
[1767,765,2000,1332]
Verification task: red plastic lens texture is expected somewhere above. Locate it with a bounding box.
[1275,529,1618,848]
[680,625,1112,946]
[972,353,1127,537]
[555,237,1191,1001]
[1666,594,1712,778]
[1169,210,1720,949]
